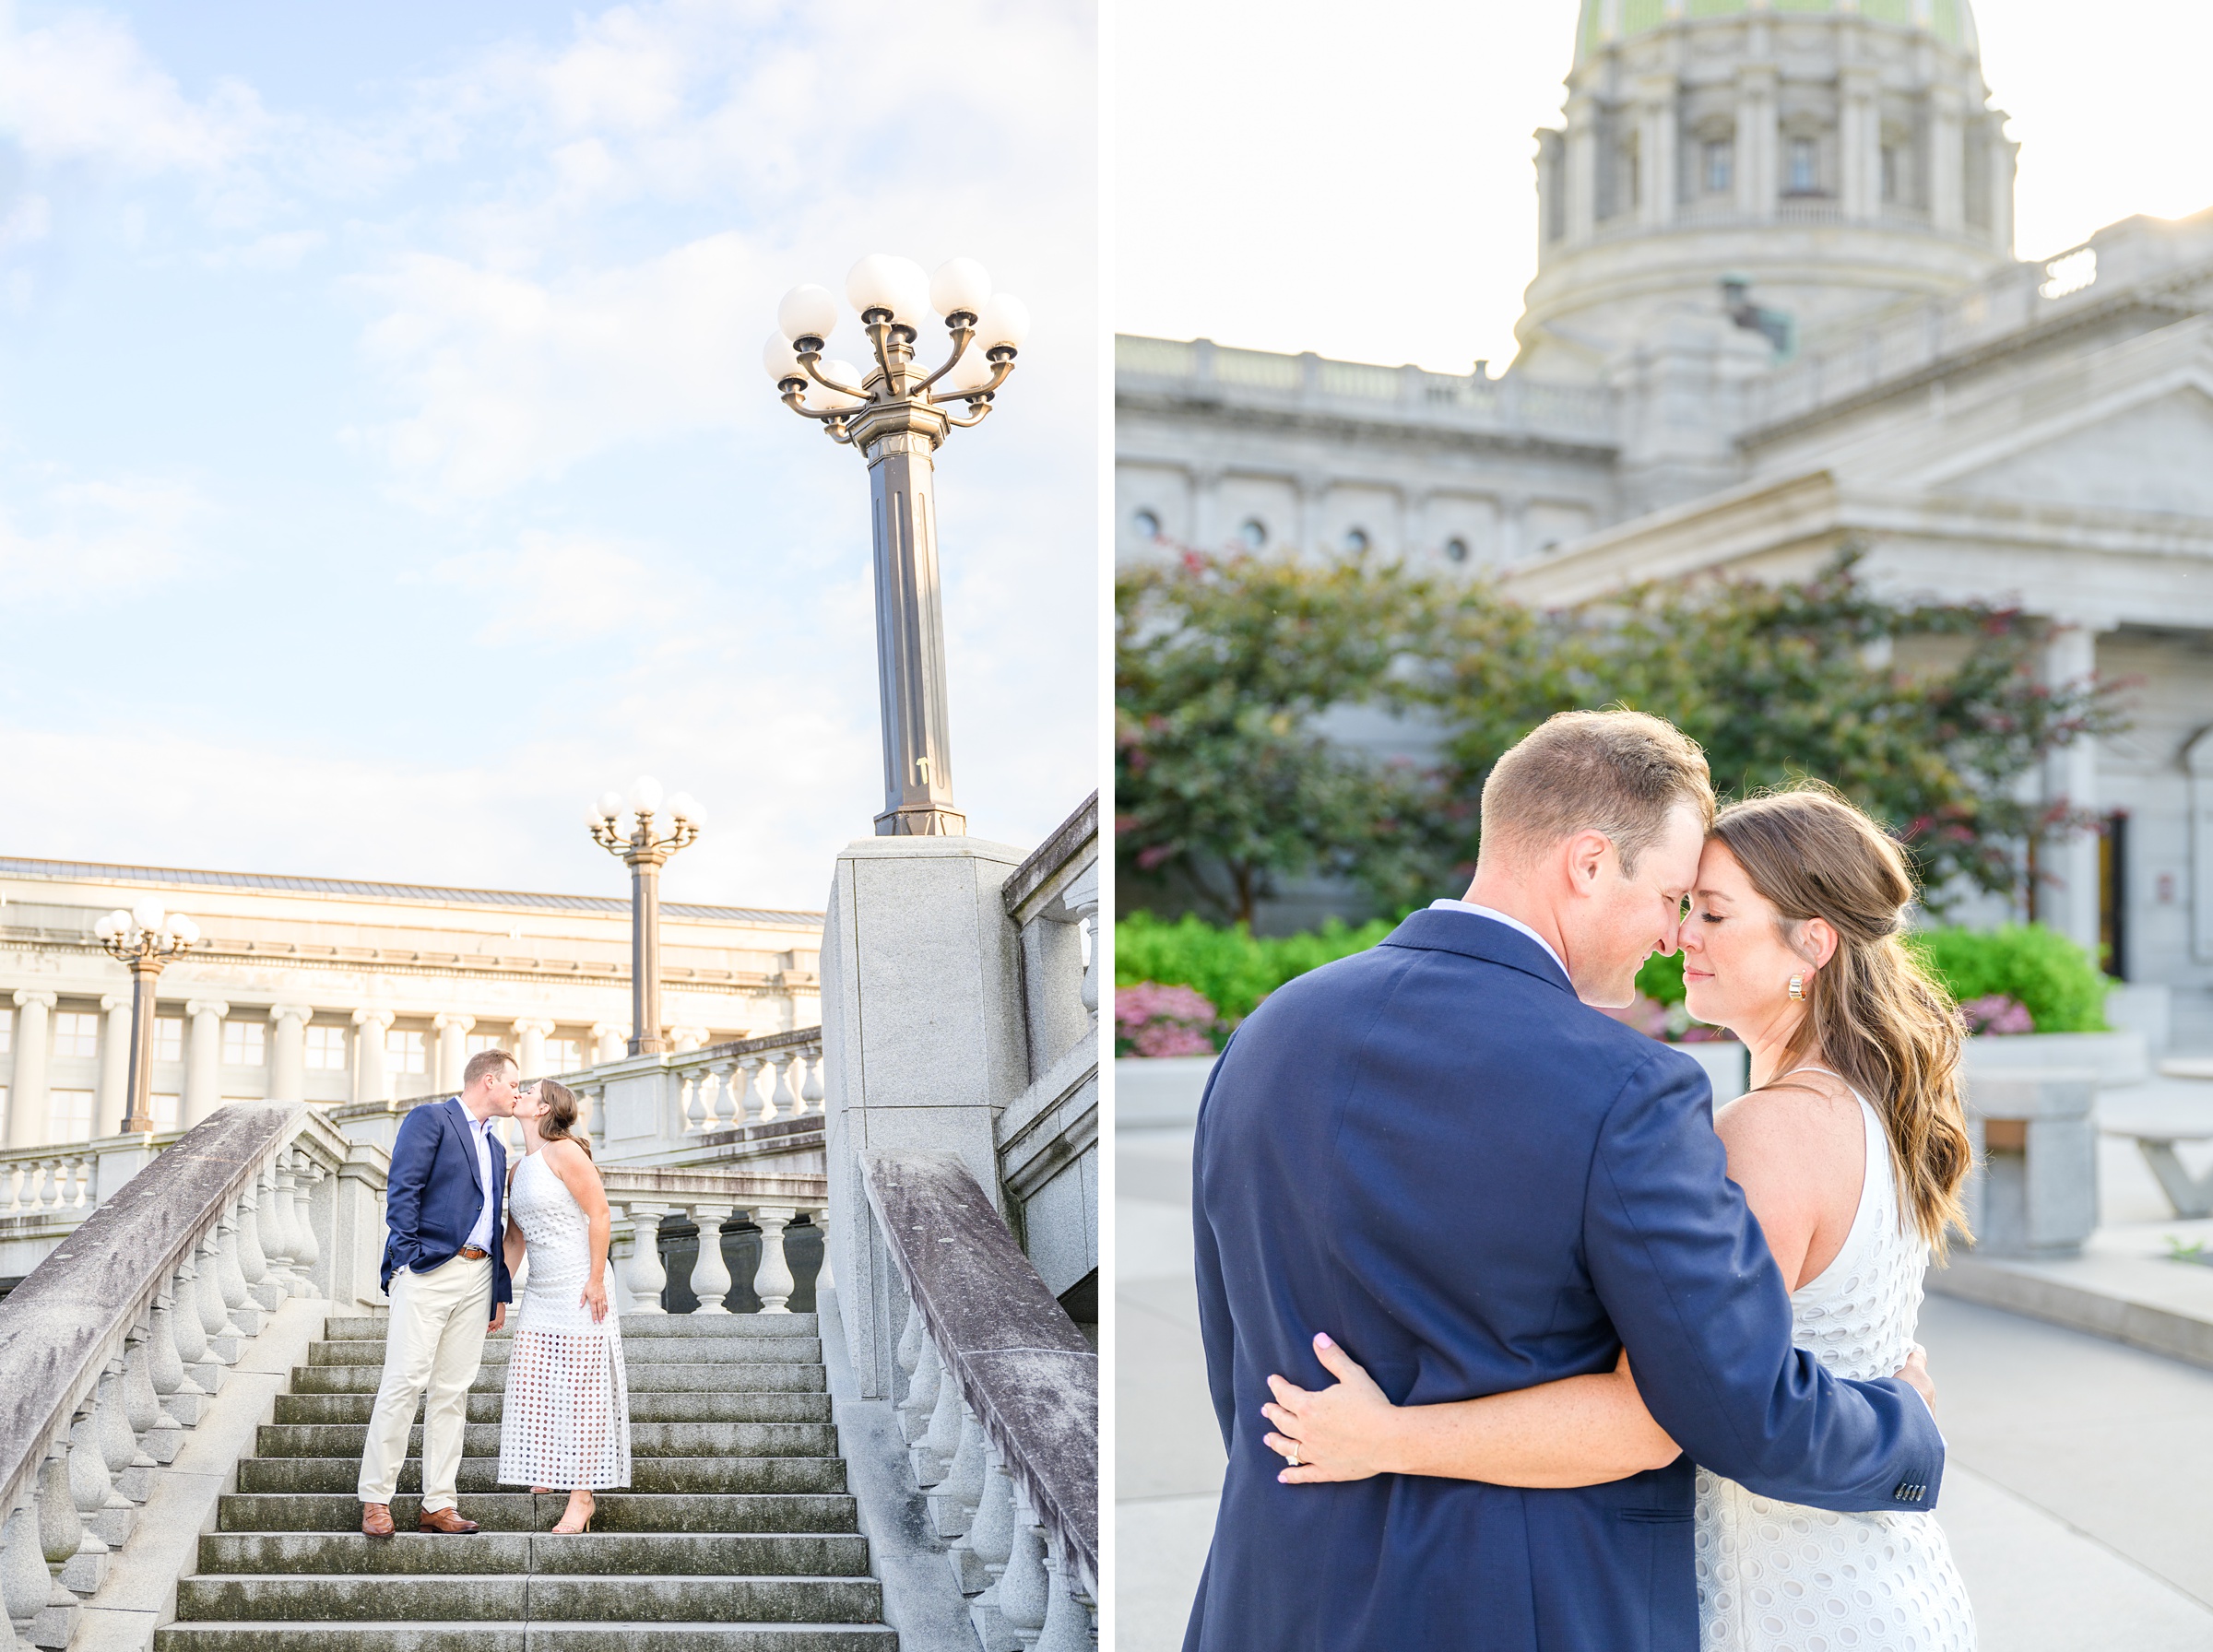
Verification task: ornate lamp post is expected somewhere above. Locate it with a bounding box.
[766,254,1029,836]
[93,899,200,1135]
[587,776,704,1057]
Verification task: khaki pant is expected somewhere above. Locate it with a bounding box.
[357,1256,492,1512]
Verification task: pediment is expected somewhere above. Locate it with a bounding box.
[1931,383,2213,519]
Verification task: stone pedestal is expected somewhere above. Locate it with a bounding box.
[822,837,1029,1398]
[1964,1072,2098,1257]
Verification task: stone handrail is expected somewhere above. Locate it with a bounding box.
[860,1149,1095,1641]
[0,1103,353,1650]
[1002,795,1100,1084]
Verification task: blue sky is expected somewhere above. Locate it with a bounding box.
[0,0,1098,912]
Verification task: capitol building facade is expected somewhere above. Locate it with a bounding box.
[0,856,822,1149]
[1117,0,2213,1048]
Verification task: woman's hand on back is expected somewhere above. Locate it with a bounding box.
[1261,1335,1403,1483]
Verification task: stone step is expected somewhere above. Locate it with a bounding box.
[305,1339,822,1366]
[197,1532,870,1577]
[156,1624,893,1651]
[254,1422,838,1459]
[172,1575,883,1623]
[236,1457,847,1497]
[290,1363,826,1395]
[218,1493,859,1535]
[272,1390,834,1426]
[321,1315,820,1341]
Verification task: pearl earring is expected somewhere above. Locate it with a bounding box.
[1787,974,1805,1002]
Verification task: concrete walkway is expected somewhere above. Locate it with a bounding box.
[1116,1122,2213,1651]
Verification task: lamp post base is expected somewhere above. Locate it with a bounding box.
[875,804,968,837]
[626,1035,670,1057]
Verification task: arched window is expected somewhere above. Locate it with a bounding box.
[1238,518,1267,550]
[1444,537,1471,564]
[1132,508,1161,540]
[1342,526,1370,555]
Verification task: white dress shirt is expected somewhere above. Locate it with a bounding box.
[457,1100,496,1252]
[1427,897,1569,980]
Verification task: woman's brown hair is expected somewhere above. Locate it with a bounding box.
[1712,785,1973,1257]
[530,1078,592,1158]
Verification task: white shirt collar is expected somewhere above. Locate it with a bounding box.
[1427,897,1569,979]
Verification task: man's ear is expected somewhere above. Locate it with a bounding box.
[1563,830,1613,895]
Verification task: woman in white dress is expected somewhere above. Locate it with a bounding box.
[1260,785,1979,1651]
[498,1078,630,1532]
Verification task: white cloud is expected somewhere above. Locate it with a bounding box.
[432,530,689,643]
[0,7,266,175]
[0,469,205,597]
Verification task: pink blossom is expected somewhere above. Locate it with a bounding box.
[1116,982,1221,1059]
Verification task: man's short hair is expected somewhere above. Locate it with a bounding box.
[1479,709,1715,876]
[462,1047,517,1089]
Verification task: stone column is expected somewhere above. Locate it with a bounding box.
[1564,90,1598,242]
[1294,473,1324,556]
[433,1014,474,1094]
[6,990,56,1148]
[267,1006,312,1103]
[1929,84,1965,234]
[1989,126,2018,254]
[591,1021,625,1066]
[2040,623,2105,959]
[351,1009,394,1104]
[513,1017,555,1078]
[1734,65,1778,218]
[96,994,133,1139]
[1635,75,1676,230]
[1840,65,1881,220]
[182,1002,228,1127]
[1187,466,1221,552]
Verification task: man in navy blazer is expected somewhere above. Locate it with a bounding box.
[356,1046,520,1538]
[1184,711,1946,1652]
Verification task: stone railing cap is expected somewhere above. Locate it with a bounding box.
[1002,793,1098,920]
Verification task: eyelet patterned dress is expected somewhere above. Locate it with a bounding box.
[1694,1075,1974,1652]
[496,1148,631,1491]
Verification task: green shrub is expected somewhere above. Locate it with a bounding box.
[1908,924,2109,1033]
[1637,950,1688,1008]
[1114,911,1396,1027]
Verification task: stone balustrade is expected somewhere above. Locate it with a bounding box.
[0,1148,97,1221]
[566,1029,828,1165]
[0,1104,373,1652]
[860,1149,1096,1650]
[595,1163,831,1317]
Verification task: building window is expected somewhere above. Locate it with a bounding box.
[0,1019,10,1056]
[387,1030,428,1076]
[466,1032,506,1058]
[1786,136,1819,195]
[1880,145,1899,203]
[1343,526,1370,555]
[1237,518,1268,550]
[222,1021,266,1066]
[1444,537,1471,564]
[1132,508,1161,540]
[53,1012,101,1060]
[1705,139,1733,194]
[154,1018,183,1063]
[304,1026,348,1070]
[48,1089,94,1141]
[545,1038,582,1073]
[150,1093,180,1130]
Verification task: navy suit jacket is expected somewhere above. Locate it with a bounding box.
[1185,910,1945,1652]
[379,1096,512,1309]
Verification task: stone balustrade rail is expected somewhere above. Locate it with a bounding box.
[860,1149,1095,1648]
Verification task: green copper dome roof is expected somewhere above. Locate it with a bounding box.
[1576,0,1976,61]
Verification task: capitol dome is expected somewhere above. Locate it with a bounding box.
[1519,0,2014,381]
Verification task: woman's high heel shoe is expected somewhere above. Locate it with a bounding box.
[550,1498,596,1534]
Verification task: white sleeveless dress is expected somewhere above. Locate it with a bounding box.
[1694,1078,1975,1652]
[496,1149,631,1490]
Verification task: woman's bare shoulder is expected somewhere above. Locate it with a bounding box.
[1715,1071,1864,1180]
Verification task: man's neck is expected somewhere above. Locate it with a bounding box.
[456,1092,495,1125]
[1461,870,1569,967]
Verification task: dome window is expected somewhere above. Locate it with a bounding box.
[1132,508,1161,540]
[1444,537,1471,565]
[1343,526,1370,555]
[1238,518,1268,550]
[1704,140,1734,195]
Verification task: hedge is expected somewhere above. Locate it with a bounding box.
[1904,924,2110,1033]
[1114,911,1395,1026]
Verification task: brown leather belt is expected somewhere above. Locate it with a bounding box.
[457,1245,491,1261]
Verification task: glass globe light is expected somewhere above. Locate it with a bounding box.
[598,790,624,820]
[164,912,192,939]
[763,331,804,384]
[947,341,997,392]
[667,791,698,822]
[845,254,931,326]
[976,292,1030,352]
[132,897,166,932]
[106,907,133,936]
[93,914,116,941]
[629,775,666,815]
[586,800,609,827]
[820,360,870,408]
[929,257,993,318]
[176,916,200,945]
[777,283,839,343]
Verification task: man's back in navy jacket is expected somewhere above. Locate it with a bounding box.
[1183,909,1945,1652]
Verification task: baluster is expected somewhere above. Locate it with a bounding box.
[89,1365,142,1547]
[751,1208,794,1315]
[998,1487,1049,1652]
[216,1202,257,1339]
[1035,1540,1093,1652]
[32,1448,83,1642]
[251,1161,292,1304]
[968,1444,1019,1650]
[707,1061,738,1130]
[0,1162,19,1216]
[72,1154,93,1210]
[234,1180,276,1318]
[195,1231,237,1366]
[737,1056,767,1125]
[1,1497,47,1652]
[132,1311,186,1464]
[61,1398,118,1594]
[290,1152,324,1295]
[800,1047,824,1115]
[620,1207,669,1315]
[267,1155,302,1297]
[37,1160,63,1212]
[812,1210,835,1292]
[900,1324,941,1448]
[919,1339,964,1488]
[166,1261,216,1407]
[682,1068,708,1133]
[690,1205,735,1315]
[895,1289,925,1406]
[770,1054,799,1118]
[1078,913,1098,1016]
[934,1398,987,1548]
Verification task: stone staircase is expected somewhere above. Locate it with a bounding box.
[154,1311,896,1651]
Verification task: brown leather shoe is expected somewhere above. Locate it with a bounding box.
[417,1506,479,1534]
[361,1503,395,1539]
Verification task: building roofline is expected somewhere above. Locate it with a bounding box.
[0,855,823,929]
